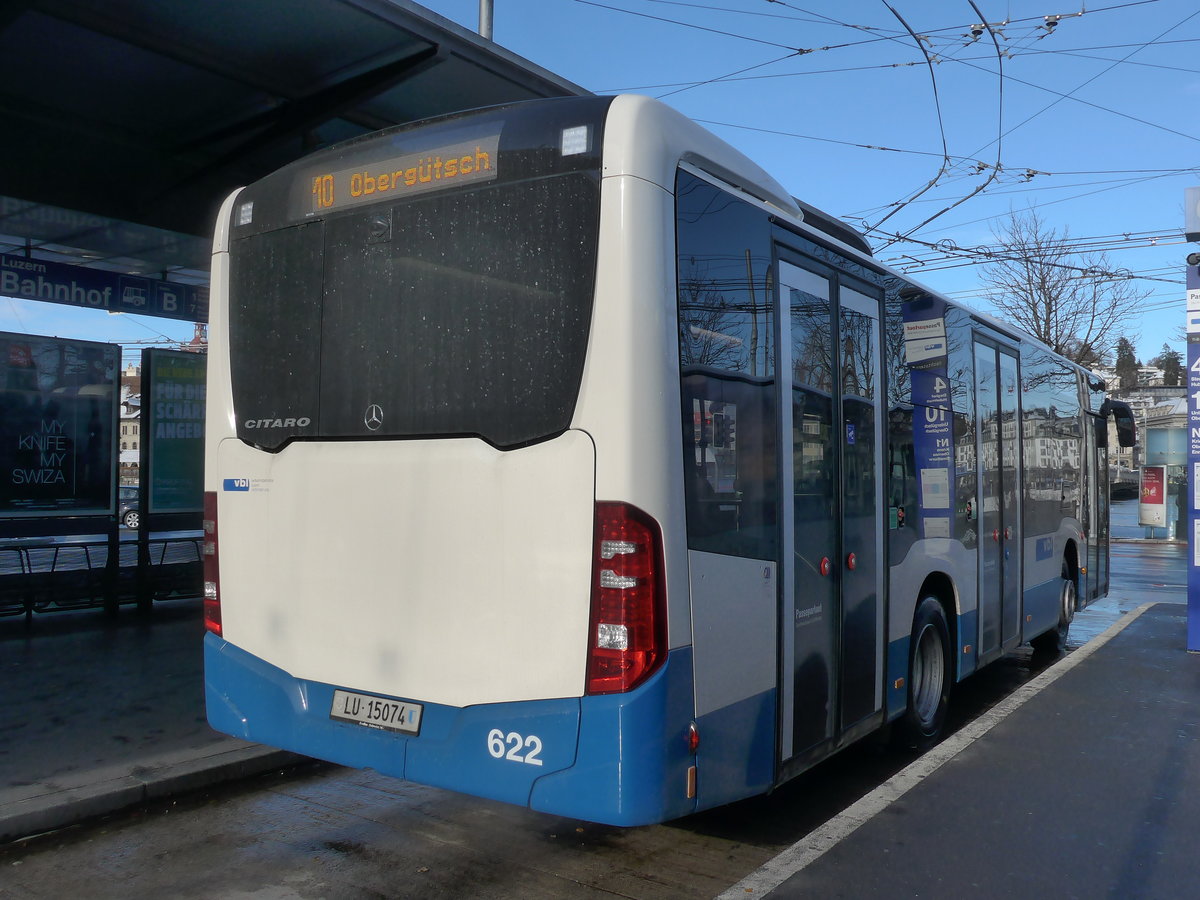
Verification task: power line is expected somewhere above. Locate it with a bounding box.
[579,0,1193,265]
[888,227,1187,264]
[861,2,954,235]
[575,0,809,51]
[871,0,1006,250]
[956,5,1200,159]
[696,118,1200,185]
[875,229,1185,285]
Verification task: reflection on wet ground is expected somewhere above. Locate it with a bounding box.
[1070,539,1186,645]
[927,540,1185,775]
[1110,496,1179,540]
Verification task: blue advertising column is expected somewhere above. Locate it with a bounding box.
[1187,260,1200,652]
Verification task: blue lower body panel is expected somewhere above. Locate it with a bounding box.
[957,609,978,678]
[205,634,696,826]
[1023,578,1062,640]
[886,635,910,720]
[693,688,775,810]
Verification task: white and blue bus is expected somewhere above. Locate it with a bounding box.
[203,94,1135,826]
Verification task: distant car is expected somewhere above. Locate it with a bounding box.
[118,486,140,529]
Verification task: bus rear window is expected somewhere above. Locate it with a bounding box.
[228,173,599,449]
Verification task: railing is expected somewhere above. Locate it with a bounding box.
[1110,466,1138,500]
[0,532,202,623]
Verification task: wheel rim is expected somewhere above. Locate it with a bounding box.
[1061,576,1076,626]
[912,623,945,727]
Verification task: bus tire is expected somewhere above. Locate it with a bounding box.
[895,596,951,750]
[1031,564,1075,654]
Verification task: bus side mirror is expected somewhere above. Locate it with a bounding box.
[1099,399,1137,449]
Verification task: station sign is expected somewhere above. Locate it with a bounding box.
[0,252,208,323]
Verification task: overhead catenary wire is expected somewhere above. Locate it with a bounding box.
[569,0,1192,344]
[862,5,1200,239]
[692,118,1200,191]
[861,1,954,234]
[871,0,1006,250]
[596,0,1198,176]
[950,4,1200,169]
[599,0,1199,194]
[876,228,1186,286]
[894,168,1189,242]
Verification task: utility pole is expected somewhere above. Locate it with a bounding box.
[479,0,493,40]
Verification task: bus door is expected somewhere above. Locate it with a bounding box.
[1085,410,1110,602]
[777,258,884,764]
[974,340,1023,659]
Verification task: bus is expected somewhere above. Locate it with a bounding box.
[202,94,1136,827]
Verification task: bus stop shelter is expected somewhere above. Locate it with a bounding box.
[0,0,587,284]
[0,0,588,616]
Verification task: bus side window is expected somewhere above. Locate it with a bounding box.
[675,168,777,561]
[681,380,777,560]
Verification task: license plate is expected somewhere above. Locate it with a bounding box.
[329,689,422,735]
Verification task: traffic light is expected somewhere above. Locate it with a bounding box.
[713,413,735,448]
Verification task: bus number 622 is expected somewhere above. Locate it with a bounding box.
[487,728,543,766]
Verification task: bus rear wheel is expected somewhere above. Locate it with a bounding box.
[895,596,950,750]
[1031,564,1075,654]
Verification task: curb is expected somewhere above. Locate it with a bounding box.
[0,742,305,844]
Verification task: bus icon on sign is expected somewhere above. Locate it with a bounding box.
[121,285,147,307]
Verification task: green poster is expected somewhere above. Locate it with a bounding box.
[145,349,206,514]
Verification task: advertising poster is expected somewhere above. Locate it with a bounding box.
[142,348,206,514]
[0,332,118,517]
[902,294,954,540]
[1138,465,1167,528]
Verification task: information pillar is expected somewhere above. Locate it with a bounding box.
[1187,261,1200,651]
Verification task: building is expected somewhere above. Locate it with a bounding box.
[119,362,141,485]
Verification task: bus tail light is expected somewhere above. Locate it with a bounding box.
[203,491,222,636]
[586,502,666,694]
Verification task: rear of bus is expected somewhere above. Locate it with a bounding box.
[203,95,745,825]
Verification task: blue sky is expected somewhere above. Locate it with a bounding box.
[427,0,1199,363]
[0,299,201,370]
[4,0,1197,366]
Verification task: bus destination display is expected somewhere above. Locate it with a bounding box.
[305,133,500,217]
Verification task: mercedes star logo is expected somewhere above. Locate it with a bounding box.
[364,404,384,431]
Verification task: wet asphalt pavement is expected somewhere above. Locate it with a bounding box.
[0,537,1192,899]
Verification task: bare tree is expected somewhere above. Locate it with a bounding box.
[979,209,1148,366]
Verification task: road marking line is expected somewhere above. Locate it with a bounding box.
[715,602,1157,899]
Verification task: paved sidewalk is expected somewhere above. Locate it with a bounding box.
[0,545,1191,854]
[728,599,1200,898]
[0,600,299,842]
